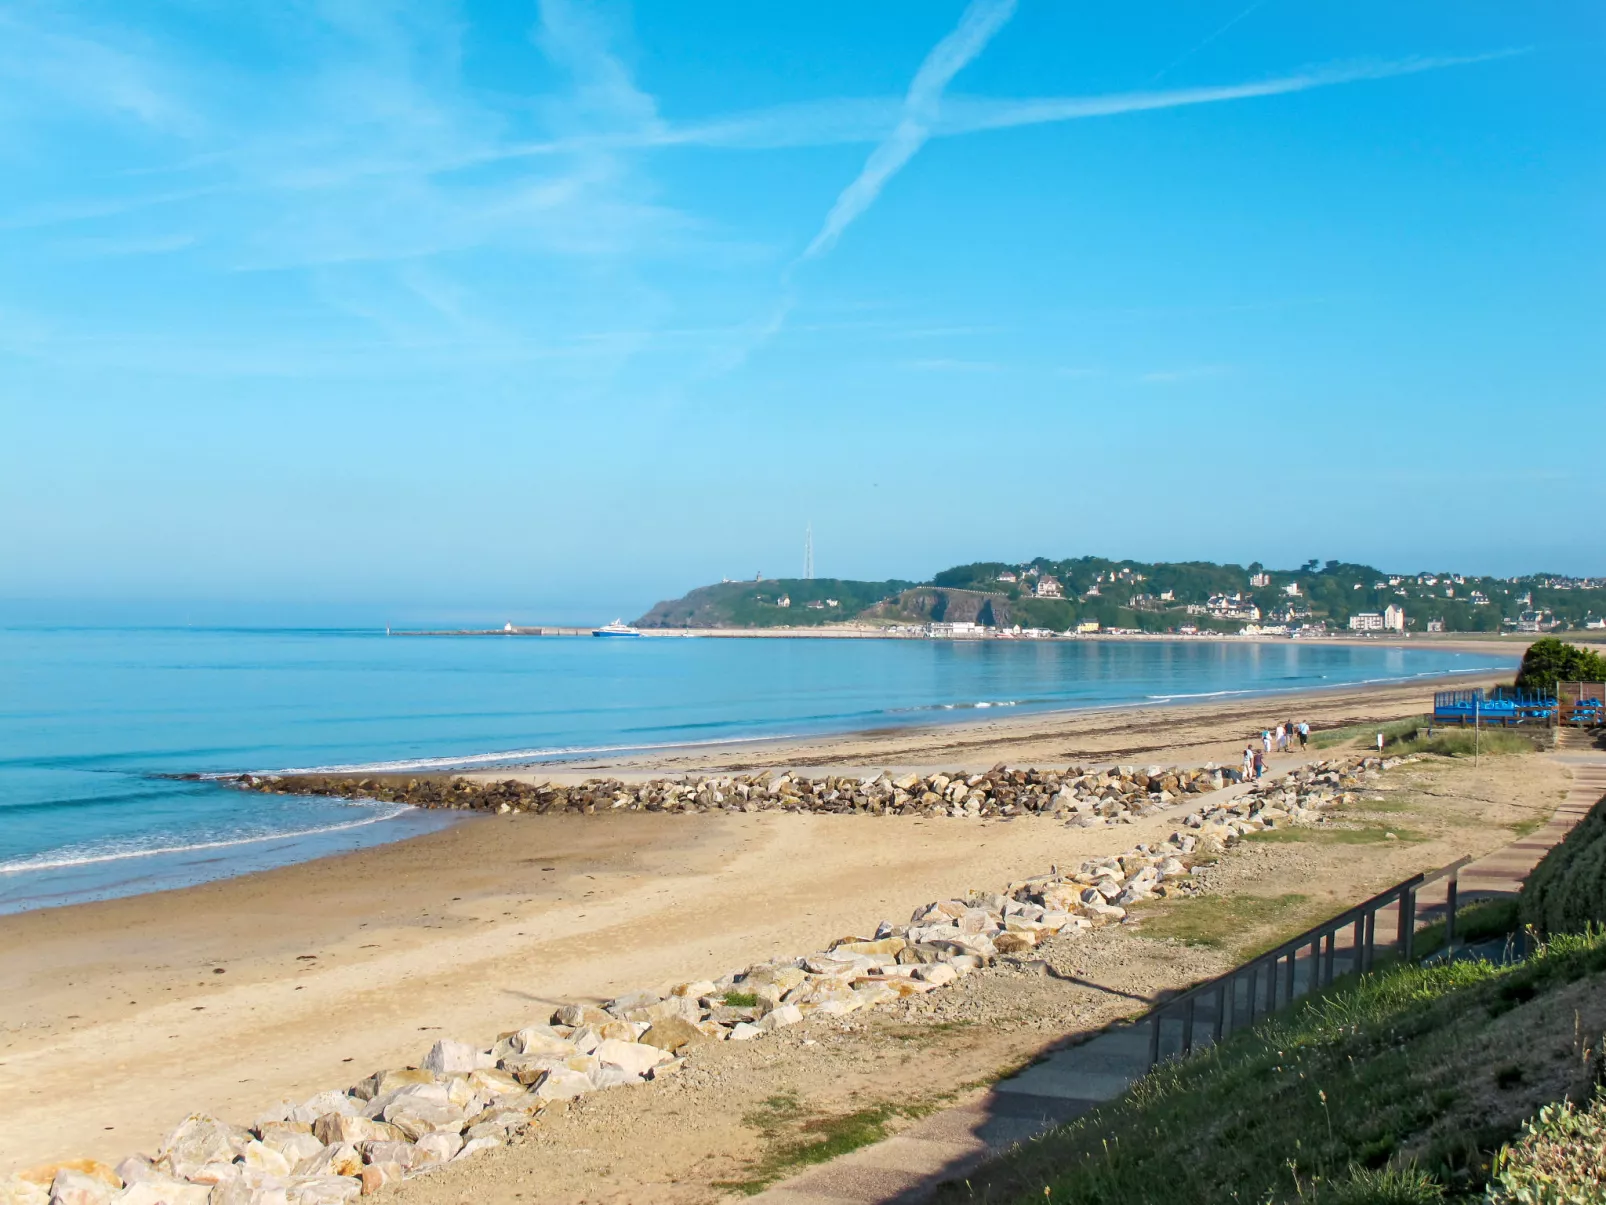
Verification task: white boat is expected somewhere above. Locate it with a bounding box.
[593,619,642,638]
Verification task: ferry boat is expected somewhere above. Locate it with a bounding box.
[593,619,643,638]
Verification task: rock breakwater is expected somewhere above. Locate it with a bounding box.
[6,756,1401,1204]
[233,762,1226,823]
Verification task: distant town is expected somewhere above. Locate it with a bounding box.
[633,556,1606,640]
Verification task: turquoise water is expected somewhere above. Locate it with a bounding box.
[0,627,1515,913]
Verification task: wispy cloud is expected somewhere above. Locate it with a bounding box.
[0,8,194,134]
[799,0,1016,263]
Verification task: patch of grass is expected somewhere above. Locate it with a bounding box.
[1243,823,1426,847]
[1137,892,1311,950]
[1414,899,1520,959]
[1509,817,1544,840]
[933,929,1606,1205]
[721,990,761,1008]
[715,1090,938,1195]
[1313,715,1428,751]
[1390,729,1536,758]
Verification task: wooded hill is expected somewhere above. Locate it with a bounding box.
[633,557,1605,633]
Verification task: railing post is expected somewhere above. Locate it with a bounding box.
[1399,887,1417,962]
[1353,916,1365,973]
[1148,1010,1162,1068]
[1214,978,1228,1043]
[1324,930,1335,985]
[1445,873,1458,948]
[1285,945,1298,1002]
[1182,996,1195,1054]
[1363,908,1377,972]
[1245,966,1257,1022]
[1267,957,1278,1011]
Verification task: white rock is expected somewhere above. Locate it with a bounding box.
[589,1066,644,1090]
[112,1181,211,1205]
[453,1136,501,1161]
[239,1141,292,1177]
[911,964,957,986]
[530,1067,593,1101]
[757,1005,803,1031]
[46,1170,111,1205]
[592,1038,672,1077]
[727,1022,762,1041]
[422,1039,480,1076]
[412,1133,465,1164]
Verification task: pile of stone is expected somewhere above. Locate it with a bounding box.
[6,755,1397,1205]
[233,762,1226,822]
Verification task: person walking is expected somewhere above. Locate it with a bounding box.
[1253,747,1265,779]
[1298,720,1309,750]
[1262,729,1273,755]
[1242,745,1255,782]
[1376,731,1385,757]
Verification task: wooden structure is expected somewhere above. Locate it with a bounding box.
[1558,681,1606,728]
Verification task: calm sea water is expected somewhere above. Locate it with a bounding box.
[0,627,1515,913]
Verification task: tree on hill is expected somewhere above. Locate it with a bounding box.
[1514,637,1606,691]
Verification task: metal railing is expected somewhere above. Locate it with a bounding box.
[1144,854,1473,1069]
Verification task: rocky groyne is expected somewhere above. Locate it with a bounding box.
[6,756,1399,1205]
[231,762,1226,824]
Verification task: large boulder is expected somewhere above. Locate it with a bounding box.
[422,1039,486,1076]
[158,1116,249,1180]
[639,1016,709,1054]
[530,1068,593,1101]
[593,1038,672,1077]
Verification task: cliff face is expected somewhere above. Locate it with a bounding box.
[861,587,1011,627]
[634,578,916,628]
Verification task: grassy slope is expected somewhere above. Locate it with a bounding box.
[934,931,1606,1204]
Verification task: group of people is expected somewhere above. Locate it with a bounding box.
[1240,718,1311,780]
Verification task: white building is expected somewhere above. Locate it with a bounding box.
[997,570,1017,583]
[1250,572,1271,588]
[1349,612,1385,631]
[1427,619,1446,633]
[929,621,986,639]
[1282,582,1302,597]
[1034,576,1064,599]
[1384,604,1406,632]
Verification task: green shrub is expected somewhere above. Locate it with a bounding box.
[1521,794,1606,937]
[1327,1164,1445,1204]
[722,991,761,1008]
[1514,637,1606,692]
[1485,1093,1606,1204]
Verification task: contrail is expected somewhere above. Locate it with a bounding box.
[1149,0,1275,84]
[798,0,1016,263]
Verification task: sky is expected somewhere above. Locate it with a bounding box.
[1,1,1601,624]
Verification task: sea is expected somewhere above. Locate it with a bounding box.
[0,626,1517,914]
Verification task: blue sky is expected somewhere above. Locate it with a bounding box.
[2,1,1601,623]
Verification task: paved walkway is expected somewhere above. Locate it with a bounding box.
[751,744,1606,1205]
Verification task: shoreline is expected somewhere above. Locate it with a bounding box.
[0,665,1516,915]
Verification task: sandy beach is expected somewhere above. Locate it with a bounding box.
[0,673,1520,1178]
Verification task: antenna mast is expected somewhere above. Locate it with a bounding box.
[804,523,814,580]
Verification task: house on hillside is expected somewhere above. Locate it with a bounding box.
[997,570,1017,583]
[1034,576,1063,599]
[1384,604,1406,632]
